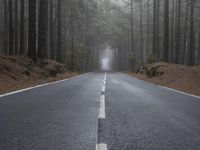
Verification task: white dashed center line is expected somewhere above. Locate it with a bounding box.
[98,95,105,119]
[96,72,107,150]
[102,85,105,93]
[96,143,107,150]
[98,72,107,119]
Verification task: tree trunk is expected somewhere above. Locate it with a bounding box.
[19,0,25,55]
[56,0,63,62]
[152,0,157,55]
[198,32,200,65]
[163,0,169,62]
[182,1,189,64]
[70,0,74,71]
[175,0,181,64]
[131,0,134,53]
[188,0,194,66]
[3,0,8,55]
[156,0,160,59]
[146,0,150,56]
[169,0,175,63]
[49,0,54,59]
[139,0,143,62]
[38,0,48,59]
[14,0,19,55]
[8,0,13,55]
[27,0,37,61]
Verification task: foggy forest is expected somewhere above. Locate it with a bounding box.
[0,0,200,150]
[0,0,200,70]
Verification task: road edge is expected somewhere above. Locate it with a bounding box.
[120,72,200,99]
[0,72,92,98]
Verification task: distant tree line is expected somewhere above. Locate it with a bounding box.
[0,0,100,72]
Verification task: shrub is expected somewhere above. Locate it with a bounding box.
[146,53,156,64]
[128,52,136,72]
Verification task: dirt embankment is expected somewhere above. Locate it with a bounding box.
[126,62,200,96]
[0,56,79,94]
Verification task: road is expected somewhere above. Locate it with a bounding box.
[0,71,200,150]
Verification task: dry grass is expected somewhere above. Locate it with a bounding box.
[125,62,200,96]
[0,56,80,94]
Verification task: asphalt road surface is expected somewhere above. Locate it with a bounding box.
[0,71,200,150]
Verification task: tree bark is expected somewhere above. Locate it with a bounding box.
[163,0,169,62]
[19,0,25,55]
[139,0,143,61]
[3,0,8,55]
[131,0,134,53]
[27,0,37,61]
[49,0,54,59]
[152,0,157,55]
[146,0,150,56]
[169,0,175,63]
[175,0,181,64]
[182,1,189,65]
[156,0,160,59]
[38,0,48,59]
[8,0,13,55]
[14,0,19,55]
[188,0,194,66]
[56,0,63,62]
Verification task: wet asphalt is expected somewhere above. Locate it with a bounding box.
[0,71,200,150]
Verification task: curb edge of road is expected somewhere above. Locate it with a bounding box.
[0,72,93,98]
[159,86,200,99]
[121,72,200,99]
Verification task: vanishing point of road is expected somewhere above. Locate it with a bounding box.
[0,71,200,150]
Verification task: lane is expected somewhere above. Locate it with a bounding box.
[0,72,104,150]
[99,72,200,150]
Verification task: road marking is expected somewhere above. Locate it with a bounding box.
[98,95,105,119]
[103,72,107,85]
[0,73,92,98]
[98,72,107,119]
[160,86,200,99]
[102,85,105,93]
[97,72,108,149]
[96,143,107,150]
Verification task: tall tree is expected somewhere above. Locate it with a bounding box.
[139,0,143,61]
[131,0,134,53]
[152,0,157,56]
[49,0,54,59]
[27,0,37,61]
[169,0,175,63]
[19,0,25,55]
[3,0,8,54]
[14,0,19,55]
[146,0,150,56]
[188,0,194,66]
[38,0,49,59]
[70,0,74,71]
[198,32,200,65]
[163,0,169,62]
[156,0,160,59]
[175,0,181,64]
[56,0,63,62]
[182,2,189,64]
[8,0,13,55]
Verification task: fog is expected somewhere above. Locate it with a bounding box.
[100,46,114,71]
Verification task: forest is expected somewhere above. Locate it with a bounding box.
[0,0,200,72]
[1,1,200,149]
